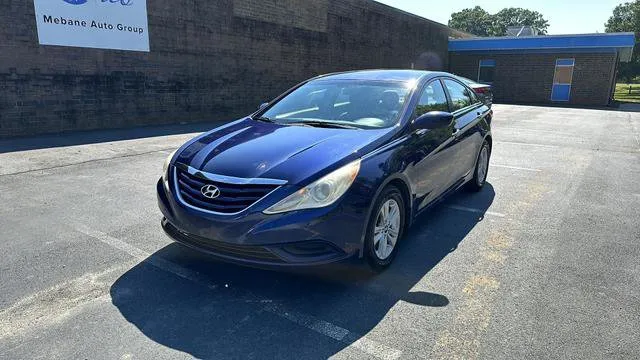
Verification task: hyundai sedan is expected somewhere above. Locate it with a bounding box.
[157,70,492,270]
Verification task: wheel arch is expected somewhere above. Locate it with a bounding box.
[386,178,412,231]
[484,134,493,151]
[357,173,414,258]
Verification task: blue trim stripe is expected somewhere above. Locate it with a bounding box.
[450,47,618,56]
[479,59,496,67]
[449,33,635,52]
[556,59,575,66]
[551,84,571,101]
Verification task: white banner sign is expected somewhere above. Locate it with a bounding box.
[33,0,149,52]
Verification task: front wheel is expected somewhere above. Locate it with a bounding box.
[364,185,405,271]
[467,140,491,192]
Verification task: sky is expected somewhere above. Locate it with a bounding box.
[375,0,629,35]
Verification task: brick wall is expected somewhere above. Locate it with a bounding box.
[0,0,456,138]
[449,52,618,106]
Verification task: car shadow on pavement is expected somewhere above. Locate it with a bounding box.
[110,184,495,359]
[0,121,224,153]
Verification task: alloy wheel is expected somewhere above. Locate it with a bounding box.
[373,199,401,260]
[477,146,489,186]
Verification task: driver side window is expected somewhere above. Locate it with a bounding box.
[414,80,449,118]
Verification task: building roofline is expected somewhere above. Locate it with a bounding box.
[449,32,635,58]
[449,32,635,42]
[448,32,636,62]
[369,0,474,38]
[369,0,450,30]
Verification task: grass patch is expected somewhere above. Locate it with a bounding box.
[614,83,640,103]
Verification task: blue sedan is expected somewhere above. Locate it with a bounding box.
[157,70,493,270]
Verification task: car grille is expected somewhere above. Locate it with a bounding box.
[163,221,284,263]
[175,168,279,214]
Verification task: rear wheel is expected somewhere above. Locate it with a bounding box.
[364,185,405,271]
[467,140,491,192]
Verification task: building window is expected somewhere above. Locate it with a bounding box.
[478,59,496,84]
[551,59,575,102]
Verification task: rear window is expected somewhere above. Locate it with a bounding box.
[443,79,476,112]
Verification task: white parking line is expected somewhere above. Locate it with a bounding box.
[445,205,506,218]
[264,303,402,360]
[495,141,559,148]
[74,224,400,357]
[500,127,574,137]
[74,224,218,289]
[0,266,124,340]
[491,164,542,172]
[626,114,640,151]
[75,224,148,260]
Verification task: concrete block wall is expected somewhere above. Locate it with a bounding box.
[0,0,456,138]
[449,52,617,106]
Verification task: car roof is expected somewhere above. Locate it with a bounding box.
[314,69,448,83]
[454,75,475,84]
[453,75,490,87]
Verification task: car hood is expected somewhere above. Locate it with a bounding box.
[175,118,390,185]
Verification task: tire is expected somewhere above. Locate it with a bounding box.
[467,140,491,192]
[364,185,405,271]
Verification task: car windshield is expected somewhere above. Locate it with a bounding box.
[259,80,413,129]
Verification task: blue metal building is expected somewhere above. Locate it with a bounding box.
[449,33,636,105]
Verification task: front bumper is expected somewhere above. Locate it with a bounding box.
[157,177,368,267]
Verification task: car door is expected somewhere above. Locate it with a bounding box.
[442,78,486,182]
[405,79,459,210]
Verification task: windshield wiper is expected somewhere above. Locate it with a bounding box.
[287,121,358,129]
[253,116,275,123]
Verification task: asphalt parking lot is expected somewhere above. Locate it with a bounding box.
[1,104,639,359]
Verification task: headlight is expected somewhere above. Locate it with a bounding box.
[162,149,178,184]
[264,159,361,214]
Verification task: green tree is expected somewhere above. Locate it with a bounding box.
[605,1,640,32]
[448,6,549,37]
[605,1,640,83]
[448,6,494,37]
[492,8,549,36]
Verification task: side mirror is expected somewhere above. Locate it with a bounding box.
[258,102,269,111]
[412,111,454,130]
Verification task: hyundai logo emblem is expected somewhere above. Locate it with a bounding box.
[201,185,221,199]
